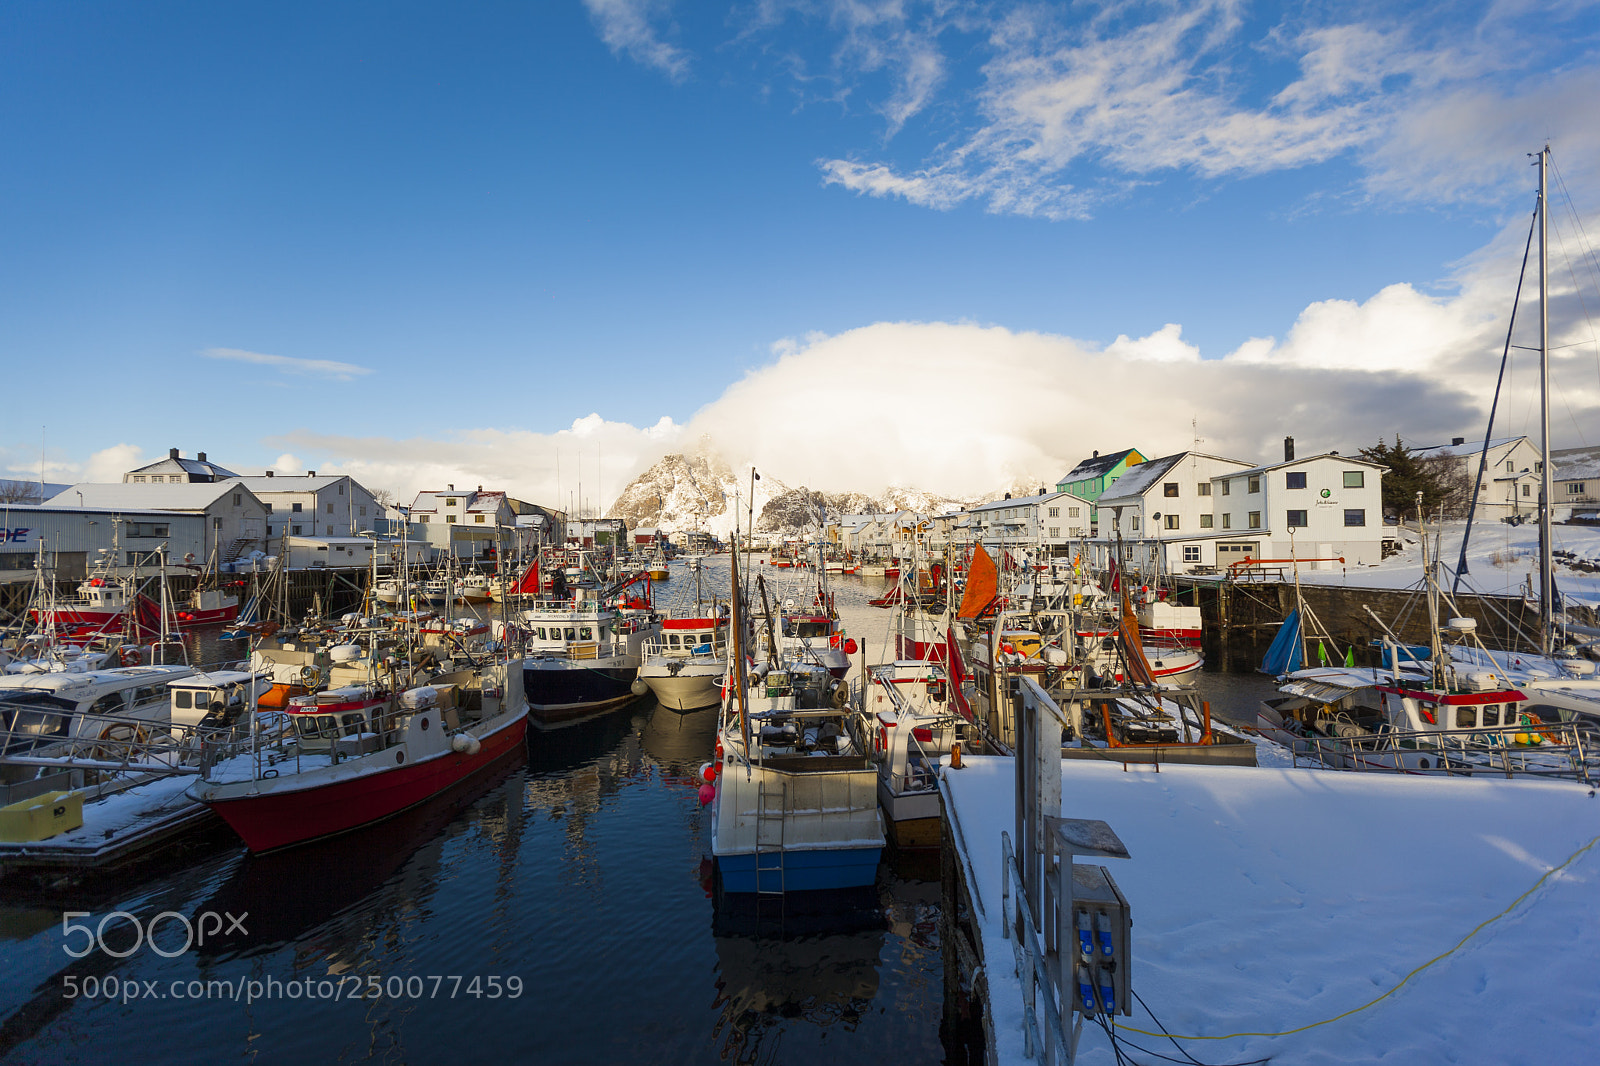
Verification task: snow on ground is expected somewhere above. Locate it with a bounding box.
[942,756,1600,1066]
[1291,519,1600,608]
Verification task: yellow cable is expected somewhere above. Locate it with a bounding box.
[1116,832,1599,1042]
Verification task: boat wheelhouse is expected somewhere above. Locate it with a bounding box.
[637,615,729,711]
[520,593,660,726]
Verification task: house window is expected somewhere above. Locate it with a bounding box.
[292,525,302,535]
[133,475,146,482]
[1247,476,1261,493]
[1248,511,1261,529]
[326,503,334,514]
[126,523,171,538]
[1200,514,1214,528]
[475,515,486,523]
[1506,459,1515,473]
[1568,483,1586,495]
[1163,483,1179,497]
[447,516,456,524]
[359,505,367,516]
[1287,510,1308,528]
[1123,545,1134,560]
[1522,485,1531,497]
[1221,514,1231,529]
[1286,472,1307,490]
[446,498,458,507]
[1220,480,1231,496]
[292,502,302,512]
[338,484,344,495]
[264,503,273,513]
[1048,507,1059,518]
[213,517,222,529]
[420,515,431,523]
[1183,545,1201,562]
[1197,483,1211,496]
[1048,527,1060,537]
[1344,509,1366,526]
[1164,515,1180,530]
[1343,471,1365,488]
[1068,507,1080,518]
[1131,516,1140,530]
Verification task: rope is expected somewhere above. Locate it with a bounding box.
[1117,831,1599,1042]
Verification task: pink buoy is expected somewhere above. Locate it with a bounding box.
[697,783,716,805]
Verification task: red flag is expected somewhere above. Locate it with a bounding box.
[515,560,541,595]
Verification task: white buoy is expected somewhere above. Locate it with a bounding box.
[451,733,481,755]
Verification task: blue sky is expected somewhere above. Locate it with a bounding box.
[3,1,1598,502]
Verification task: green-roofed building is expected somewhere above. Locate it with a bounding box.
[1055,448,1146,528]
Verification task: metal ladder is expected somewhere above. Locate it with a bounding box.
[754,779,787,896]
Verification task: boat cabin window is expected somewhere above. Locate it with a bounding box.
[536,627,547,639]
[1455,705,1476,729]
[174,690,193,709]
[1524,703,1568,724]
[579,626,593,641]
[90,693,125,716]
[793,621,831,638]
[133,685,166,705]
[340,712,365,736]
[668,634,680,647]
[564,627,577,641]
[1481,705,1500,727]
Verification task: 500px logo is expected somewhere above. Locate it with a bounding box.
[61,910,248,959]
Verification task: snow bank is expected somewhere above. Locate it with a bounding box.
[942,756,1600,1065]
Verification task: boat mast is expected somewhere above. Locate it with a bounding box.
[1537,145,1555,655]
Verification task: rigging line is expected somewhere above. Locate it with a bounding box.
[1549,153,1600,302]
[1117,831,1600,1043]
[1455,203,1539,595]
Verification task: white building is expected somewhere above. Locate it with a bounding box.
[50,482,269,566]
[0,504,210,583]
[123,448,239,484]
[964,491,1093,555]
[1205,450,1388,571]
[233,473,382,543]
[1091,451,1256,575]
[409,486,527,557]
[1412,436,1543,519]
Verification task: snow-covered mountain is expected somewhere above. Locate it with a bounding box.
[607,448,1055,537]
[606,451,791,540]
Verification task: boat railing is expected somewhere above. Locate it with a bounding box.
[641,635,725,659]
[1290,719,1600,783]
[0,708,249,797]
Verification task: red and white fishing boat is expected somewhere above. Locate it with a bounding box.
[194,652,527,852]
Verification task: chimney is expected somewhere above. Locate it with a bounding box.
[1452,437,1465,447]
[1004,492,1012,500]
[169,447,179,460]
[1284,436,1295,462]
[307,470,316,477]
[1092,450,1099,458]
[265,470,274,478]
[197,452,207,463]
[448,484,455,492]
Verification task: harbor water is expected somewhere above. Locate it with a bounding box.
[0,558,1277,1064]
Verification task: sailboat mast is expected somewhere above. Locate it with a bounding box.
[1537,145,1555,655]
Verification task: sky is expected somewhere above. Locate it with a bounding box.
[3,1,1599,511]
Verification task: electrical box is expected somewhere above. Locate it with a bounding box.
[1069,863,1131,1017]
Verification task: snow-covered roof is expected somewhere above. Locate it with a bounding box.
[233,475,352,493]
[1222,452,1387,480]
[968,491,1081,514]
[1097,453,1187,502]
[48,482,250,511]
[126,455,239,480]
[1059,448,1142,483]
[1411,436,1527,461]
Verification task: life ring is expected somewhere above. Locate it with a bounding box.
[843,638,858,655]
[118,645,142,667]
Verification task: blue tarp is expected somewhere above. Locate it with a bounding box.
[1376,642,1431,669]
[1262,609,1303,675]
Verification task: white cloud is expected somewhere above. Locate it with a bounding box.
[202,348,373,382]
[85,444,145,483]
[583,0,691,82]
[271,453,305,475]
[1105,324,1201,364]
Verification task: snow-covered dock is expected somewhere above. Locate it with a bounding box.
[942,754,1600,1065]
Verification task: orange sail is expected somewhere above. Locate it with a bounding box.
[957,545,998,619]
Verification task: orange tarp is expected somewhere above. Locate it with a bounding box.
[957,546,998,619]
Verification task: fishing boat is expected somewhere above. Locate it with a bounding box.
[645,553,671,581]
[636,615,730,711]
[520,590,660,726]
[709,548,884,894]
[193,654,528,852]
